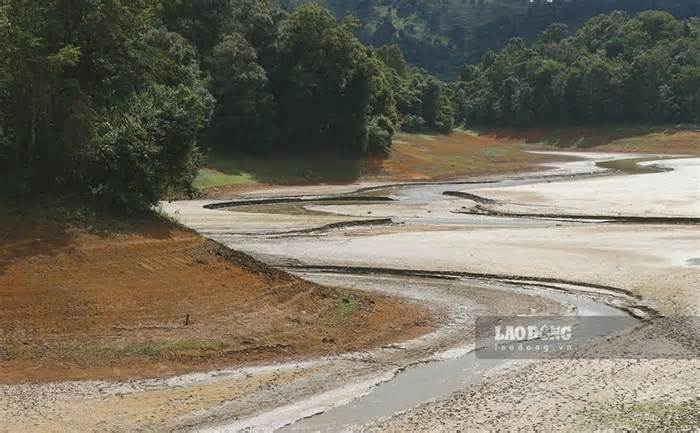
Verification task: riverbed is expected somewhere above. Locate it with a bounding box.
[159,151,699,431]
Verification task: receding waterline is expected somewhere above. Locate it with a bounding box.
[278,289,630,433]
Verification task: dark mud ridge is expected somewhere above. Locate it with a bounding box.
[458,207,700,225]
[203,218,396,237]
[269,218,395,236]
[289,264,661,321]
[204,195,394,210]
[442,191,499,204]
[349,170,609,197]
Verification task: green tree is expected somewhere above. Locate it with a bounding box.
[160,0,233,57]
[537,23,569,45]
[208,33,276,153]
[273,4,376,153]
[671,66,700,122]
[377,44,408,76]
[230,0,283,69]
[421,78,454,132]
[0,1,213,208]
[455,10,699,127]
[90,84,212,208]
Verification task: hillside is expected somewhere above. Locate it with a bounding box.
[282,0,700,77]
[0,209,434,383]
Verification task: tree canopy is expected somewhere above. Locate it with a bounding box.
[195,1,455,156]
[281,0,699,79]
[454,11,700,126]
[1,2,697,211]
[0,0,213,209]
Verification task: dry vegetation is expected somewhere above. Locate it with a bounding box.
[363,130,558,181]
[595,129,700,154]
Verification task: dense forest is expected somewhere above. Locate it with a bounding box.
[282,0,700,78]
[456,11,700,126]
[0,0,453,209]
[0,1,698,210]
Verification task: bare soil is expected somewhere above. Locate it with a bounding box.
[0,213,435,383]
[596,129,700,154]
[363,130,557,181]
[480,125,700,154]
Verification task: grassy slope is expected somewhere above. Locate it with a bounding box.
[194,150,368,194]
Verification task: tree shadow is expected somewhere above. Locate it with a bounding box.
[472,124,698,148]
[0,200,180,274]
[205,150,368,185]
[0,218,75,273]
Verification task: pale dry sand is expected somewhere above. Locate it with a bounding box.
[368,356,700,432]
[470,157,700,218]
[232,223,698,315]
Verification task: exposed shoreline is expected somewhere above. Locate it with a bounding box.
[2,150,698,432]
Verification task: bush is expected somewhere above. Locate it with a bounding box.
[367,115,395,154]
[400,114,427,132]
[88,85,213,210]
[0,4,214,211]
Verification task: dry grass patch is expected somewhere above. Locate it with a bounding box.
[363,130,560,181]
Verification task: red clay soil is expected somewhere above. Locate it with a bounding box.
[363,130,559,181]
[364,127,699,182]
[0,214,436,383]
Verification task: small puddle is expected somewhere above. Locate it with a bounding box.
[280,289,635,432]
[685,258,700,266]
[595,157,669,175]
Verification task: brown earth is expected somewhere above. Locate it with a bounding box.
[198,182,270,199]
[363,127,698,182]
[362,130,559,181]
[595,129,700,154]
[0,212,436,384]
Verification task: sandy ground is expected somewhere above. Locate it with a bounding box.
[212,154,698,315]
[231,224,698,315]
[0,273,562,433]
[468,157,700,218]
[368,356,700,432]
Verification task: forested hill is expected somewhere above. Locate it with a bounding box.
[0,0,454,209]
[280,0,700,78]
[1,1,697,211]
[456,11,700,126]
